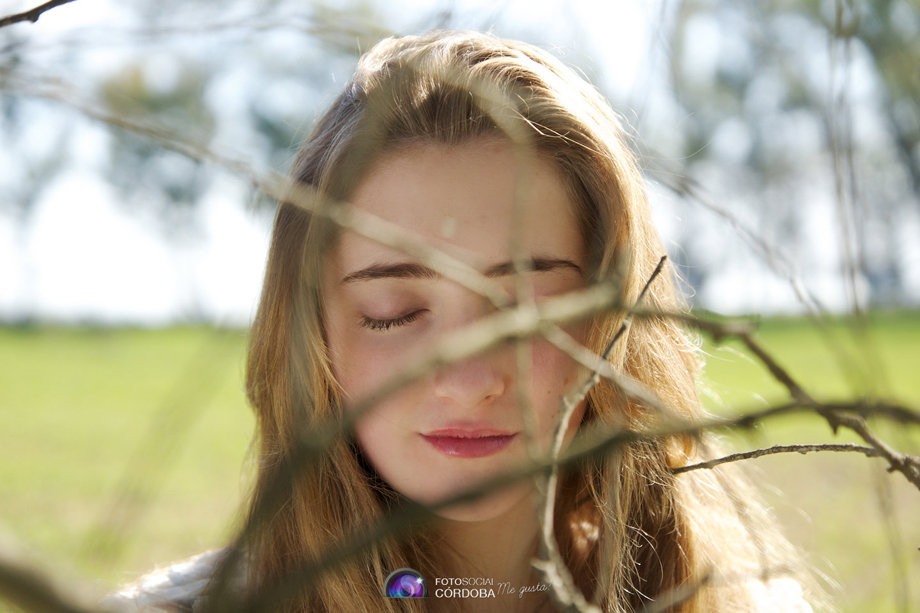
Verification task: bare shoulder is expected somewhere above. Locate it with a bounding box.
[102,549,244,613]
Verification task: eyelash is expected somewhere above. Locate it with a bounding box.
[359,310,426,332]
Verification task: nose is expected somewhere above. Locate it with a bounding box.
[432,355,506,409]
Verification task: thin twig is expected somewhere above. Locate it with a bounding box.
[231,397,919,613]
[509,142,543,464]
[1,75,516,309]
[649,166,823,316]
[677,308,920,490]
[1,394,915,613]
[7,57,919,613]
[672,443,883,474]
[542,303,920,492]
[204,279,629,612]
[0,0,76,28]
[0,539,105,613]
[732,330,813,405]
[533,257,668,613]
[561,256,668,412]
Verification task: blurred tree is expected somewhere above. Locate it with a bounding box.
[0,0,426,319]
[100,60,214,236]
[668,0,920,309]
[2,0,918,317]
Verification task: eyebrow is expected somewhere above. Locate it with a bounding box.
[340,258,583,284]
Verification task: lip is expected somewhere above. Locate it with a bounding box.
[421,428,517,458]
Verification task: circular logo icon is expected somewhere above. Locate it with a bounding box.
[383,568,428,598]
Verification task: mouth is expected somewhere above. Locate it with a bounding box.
[421,429,517,458]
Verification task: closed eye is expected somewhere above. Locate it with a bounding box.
[359,310,427,332]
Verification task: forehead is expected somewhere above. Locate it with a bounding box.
[329,140,584,275]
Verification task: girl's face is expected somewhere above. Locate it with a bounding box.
[322,139,588,521]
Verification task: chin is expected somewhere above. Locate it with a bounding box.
[423,480,535,522]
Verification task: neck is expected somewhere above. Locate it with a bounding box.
[435,493,551,613]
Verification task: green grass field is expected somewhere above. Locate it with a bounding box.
[0,313,917,612]
[698,312,920,612]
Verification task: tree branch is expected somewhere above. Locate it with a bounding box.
[0,538,106,613]
[1,75,517,309]
[7,63,919,613]
[0,0,77,29]
[673,443,883,474]
[533,257,667,613]
[227,397,919,613]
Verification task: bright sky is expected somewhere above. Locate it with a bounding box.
[0,0,667,325]
[3,0,899,324]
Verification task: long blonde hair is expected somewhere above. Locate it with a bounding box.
[244,30,802,612]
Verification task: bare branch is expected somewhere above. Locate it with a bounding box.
[738,332,812,403]
[540,300,920,493]
[715,321,920,489]
[648,165,824,316]
[6,56,917,613]
[204,279,630,612]
[231,397,919,612]
[322,199,513,307]
[659,308,920,490]
[673,443,884,474]
[1,75,517,310]
[532,257,667,613]
[0,538,106,613]
[0,0,77,29]
[828,412,920,489]
[562,256,668,412]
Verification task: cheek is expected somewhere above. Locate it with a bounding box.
[354,407,396,462]
[531,338,579,394]
[529,339,585,440]
[333,342,393,399]
[326,314,417,402]
[351,383,430,501]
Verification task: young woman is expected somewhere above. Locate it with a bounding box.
[107,30,817,613]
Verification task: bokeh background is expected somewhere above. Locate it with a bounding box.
[0,0,918,611]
